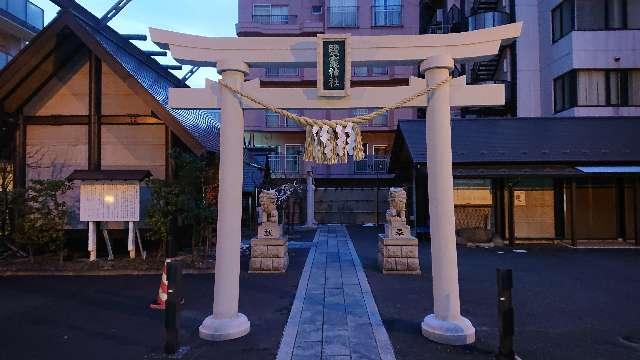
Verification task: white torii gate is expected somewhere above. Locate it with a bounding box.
[151,23,522,346]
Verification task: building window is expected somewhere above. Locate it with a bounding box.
[253,4,290,24]
[0,51,12,69]
[555,69,640,112]
[372,0,402,27]
[328,0,358,28]
[553,71,577,113]
[265,66,299,77]
[312,5,323,14]
[606,0,627,29]
[352,108,387,127]
[352,65,368,77]
[352,65,389,77]
[265,109,300,127]
[371,66,389,75]
[577,70,606,106]
[630,70,640,106]
[552,0,574,42]
[574,0,639,30]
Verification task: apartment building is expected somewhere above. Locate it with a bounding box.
[421,0,640,117]
[0,0,43,69]
[237,0,427,223]
[414,0,640,244]
[238,0,419,182]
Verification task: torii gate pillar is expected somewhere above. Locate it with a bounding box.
[199,59,251,341]
[420,55,475,345]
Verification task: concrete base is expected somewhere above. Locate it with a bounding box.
[421,314,476,345]
[249,237,289,273]
[199,313,250,341]
[377,235,420,274]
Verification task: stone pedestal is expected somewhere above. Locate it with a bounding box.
[377,235,420,274]
[249,223,288,273]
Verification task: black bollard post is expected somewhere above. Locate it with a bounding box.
[496,268,515,360]
[164,260,183,355]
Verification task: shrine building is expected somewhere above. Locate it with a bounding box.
[0,4,221,232]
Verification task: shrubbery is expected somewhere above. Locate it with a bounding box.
[13,179,71,263]
[146,150,218,260]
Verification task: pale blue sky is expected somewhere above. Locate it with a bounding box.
[31,0,239,86]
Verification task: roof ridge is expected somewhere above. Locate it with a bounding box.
[57,2,187,88]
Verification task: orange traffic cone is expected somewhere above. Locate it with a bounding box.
[150,262,168,310]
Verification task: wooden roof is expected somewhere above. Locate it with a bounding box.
[0,2,220,154]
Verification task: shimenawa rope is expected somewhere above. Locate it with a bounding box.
[218,76,452,164]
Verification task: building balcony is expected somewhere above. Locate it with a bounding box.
[265,112,302,129]
[268,155,302,175]
[327,6,359,28]
[268,154,391,178]
[467,11,510,31]
[251,14,297,25]
[0,0,43,37]
[237,14,322,36]
[423,24,453,34]
[371,5,402,27]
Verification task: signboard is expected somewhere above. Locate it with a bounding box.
[80,181,140,222]
[317,34,351,97]
[514,191,526,206]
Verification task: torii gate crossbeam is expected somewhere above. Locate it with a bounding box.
[150,23,522,346]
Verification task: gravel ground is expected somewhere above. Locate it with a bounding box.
[347,225,640,360]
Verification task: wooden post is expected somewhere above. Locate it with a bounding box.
[14,110,26,189]
[507,182,515,247]
[493,178,506,241]
[88,53,102,171]
[411,166,418,230]
[165,126,173,180]
[634,177,640,247]
[570,179,577,247]
[615,178,626,241]
[553,179,566,239]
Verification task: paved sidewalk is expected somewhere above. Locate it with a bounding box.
[278,225,395,360]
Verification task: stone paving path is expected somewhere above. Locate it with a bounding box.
[277,225,396,360]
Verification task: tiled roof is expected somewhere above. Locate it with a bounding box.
[72,8,221,152]
[398,117,640,165]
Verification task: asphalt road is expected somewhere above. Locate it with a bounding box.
[347,225,640,360]
[0,247,308,360]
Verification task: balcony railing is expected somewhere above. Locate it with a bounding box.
[371,5,402,26]
[251,14,297,25]
[424,24,453,34]
[268,154,390,176]
[468,11,510,31]
[0,0,44,30]
[362,114,388,127]
[354,156,389,174]
[327,6,358,28]
[265,112,301,128]
[268,155,301,174]
[265,66,300,77]
[0,51,12,69]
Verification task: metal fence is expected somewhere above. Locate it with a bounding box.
[252,14,297,25]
